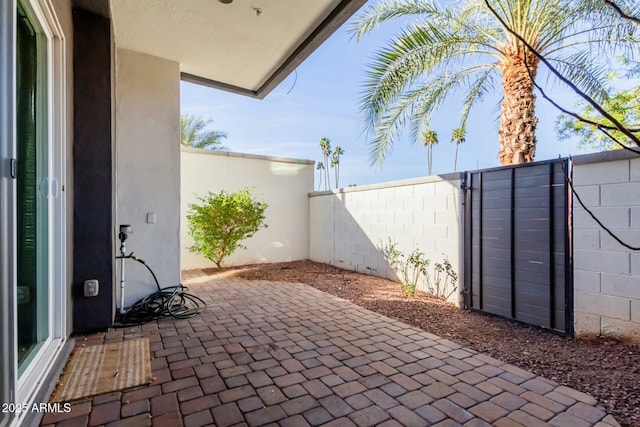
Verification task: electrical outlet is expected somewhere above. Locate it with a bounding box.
[147,212,156,224]
[84,279,99,297]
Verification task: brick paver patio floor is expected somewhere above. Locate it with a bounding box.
[42,273,621,427]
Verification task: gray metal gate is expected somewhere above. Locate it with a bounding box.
[463,159,573,335]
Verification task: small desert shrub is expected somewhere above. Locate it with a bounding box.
[428,258,459,300]
[187,188,268,269]
[381,239,458,299]
[381,240,429,297]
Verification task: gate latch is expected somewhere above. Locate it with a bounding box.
[10,158,16,179]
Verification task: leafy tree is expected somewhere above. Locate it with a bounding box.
[422,129,438,175]
[319,137,332,190]
[557,84,640,151]
[181,114,228,150]
[331,146,345,189]
[187,188,268,269]
[350,0,634,167]
[451,128,466,172]
[316,161,325,191]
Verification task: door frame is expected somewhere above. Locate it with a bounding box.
[0,0,67,424]
[0,1,18,425]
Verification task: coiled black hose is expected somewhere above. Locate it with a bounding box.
[113,254,206,327]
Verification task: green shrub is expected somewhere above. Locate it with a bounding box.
[187,188,268,269]
[380,238,458,299]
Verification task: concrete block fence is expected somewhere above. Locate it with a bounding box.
[309,174,464,305]
[572,151,640,342]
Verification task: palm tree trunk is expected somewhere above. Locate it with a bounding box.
[428,146,432,176]
[322,157,326,190]
[454,144,458,172]
[323,154,329,190]
[498,54,539,165]
[323,155,329,190]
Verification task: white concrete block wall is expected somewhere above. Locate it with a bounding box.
[573,152,640,343]
[309,195,335,262]
[309,175,463,304]
[181,148,314,270]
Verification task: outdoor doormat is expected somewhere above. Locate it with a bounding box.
[51,338,152,402]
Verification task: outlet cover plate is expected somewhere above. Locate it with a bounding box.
[84,279,99,297]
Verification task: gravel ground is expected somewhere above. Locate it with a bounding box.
[216,260,640,426]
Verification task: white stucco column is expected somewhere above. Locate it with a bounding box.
[115,48,181,306]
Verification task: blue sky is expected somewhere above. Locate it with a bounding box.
[180,8,597,188]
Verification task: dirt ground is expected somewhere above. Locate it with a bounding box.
[213,260,640,426]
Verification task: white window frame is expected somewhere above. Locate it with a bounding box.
[2,0,67,423]
[0,2,18,425]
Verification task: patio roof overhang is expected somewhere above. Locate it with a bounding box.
[105,0,366,99]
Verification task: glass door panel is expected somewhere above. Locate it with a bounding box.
[16,2,50,373]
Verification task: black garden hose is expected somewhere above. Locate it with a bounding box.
[113,254,206,327]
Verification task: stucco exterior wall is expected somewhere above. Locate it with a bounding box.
[572,151,640,343]
[181,148,313,270]
[309,175,463,304]
[115,48,181,306]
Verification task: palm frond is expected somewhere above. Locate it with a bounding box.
[360,20,500,133]
[368,91,421,167]
[181,114,228,150]
[369,65,497,166]
[348,0,439,41]
[581,0,640,35]
[545,51,610,102]
[459,67,497,129]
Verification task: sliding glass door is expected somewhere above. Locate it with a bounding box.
[1,0,66,422]
[16,2,50,374]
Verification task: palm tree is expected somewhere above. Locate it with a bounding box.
[422,129,438,175]
[316,161,325,191]
[181,114,228,150]
[351,0,632,166]
[451,128,466,172]
[332,146,345,188]
[319,137,332,190]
